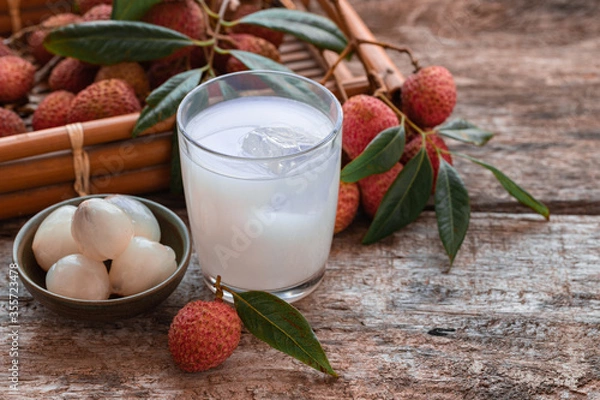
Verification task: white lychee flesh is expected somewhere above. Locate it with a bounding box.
[46,254,111,300]
[109,236,177,296]
[105,194,161,242]
[32,205,80,271]
[71,198,134,261]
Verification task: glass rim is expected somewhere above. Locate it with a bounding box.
[176,69,343,162]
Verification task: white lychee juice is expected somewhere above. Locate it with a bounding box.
[178,72,342,303]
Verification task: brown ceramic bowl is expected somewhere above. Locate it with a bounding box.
[13,194,191,321]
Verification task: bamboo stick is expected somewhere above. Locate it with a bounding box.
[0,113,175,163]
[0,133,172,194]
[316,0,405,97]
[0,165,172,220]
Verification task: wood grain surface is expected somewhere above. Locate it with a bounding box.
[2,0,599,399]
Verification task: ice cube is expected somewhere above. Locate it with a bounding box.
[240,126,321,175]
[241,126,319,158]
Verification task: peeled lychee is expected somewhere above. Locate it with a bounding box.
[67,79,141,123]
[400,133,452,192]
[32,90,75,131]
[109,236,177,296]
[169,300,242,372]
[142,0,205,61]
[0,107,26,136]
[0,56,36,103]
[401,65,456,128]
[71,198,134,261]
[341,94,400,160]
[105,195,161,241]
[334,181,360,234]
[225,33,281,73]
[46,253,111,300]
[358,163,403,218]
[95,62,150,102]
[49,57,98,93]
[32,205,79,271]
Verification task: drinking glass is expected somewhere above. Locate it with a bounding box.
[177,70,343,302]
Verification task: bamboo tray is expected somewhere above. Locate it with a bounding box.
[0,0,404,220]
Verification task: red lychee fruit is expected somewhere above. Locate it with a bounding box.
[358,163,403,219]
[82,4,113,21]
[142,0,205,61]
[27,13,82,65]
[67,79,141,123]
[168,300,242,373]
[32,90,75,131]
[225,33,281,73]
[335,181,360,234]
[0,108,27,136]
[75,0,113,14]
[400,133,453,192]
[0,56,36,103]
[95,62,150,102]
[49,57,98,93]
[229,4,285,48]
[401,65,457,128]
[341,94,400,160]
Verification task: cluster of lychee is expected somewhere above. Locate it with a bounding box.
[334,65,457,233]
[0,0,284,136]
[32,195,177,300]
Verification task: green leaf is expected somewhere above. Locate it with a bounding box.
[462,153,550,219]
[437,119,494,146]
[228,50,326,108]
[341,125,405,183]
[238,9,347,53]
[44,21,195,64]
[434,159,470,264]
[363,148,434,244]
[132,69,203,137]
[111,0,161,21]
[229,50,294,73]
[231,291,337,377]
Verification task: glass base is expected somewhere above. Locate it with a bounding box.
[203,268,326,304]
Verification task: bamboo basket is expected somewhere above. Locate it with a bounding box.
[0,0,404,220]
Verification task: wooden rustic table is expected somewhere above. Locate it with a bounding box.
[2,0,599,398]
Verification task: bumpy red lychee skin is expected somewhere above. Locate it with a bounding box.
[334,181,360,234]
[341,94,400,160]
[142,0,205,62]
[0,108,27,136]
[401,65,457,128]
[27,13,82,65]
[75,0,113,14]
[400,133,453,192]
[230,4,285,48]
[0,56,36,103]
[168,300,242,373]
[358,163,403,218]
[82,4,113,21]
[67,79,141,123]
[95,62,150,102]
[225,33,281,73]
[32,90,75,131]
[49,58,98,93]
